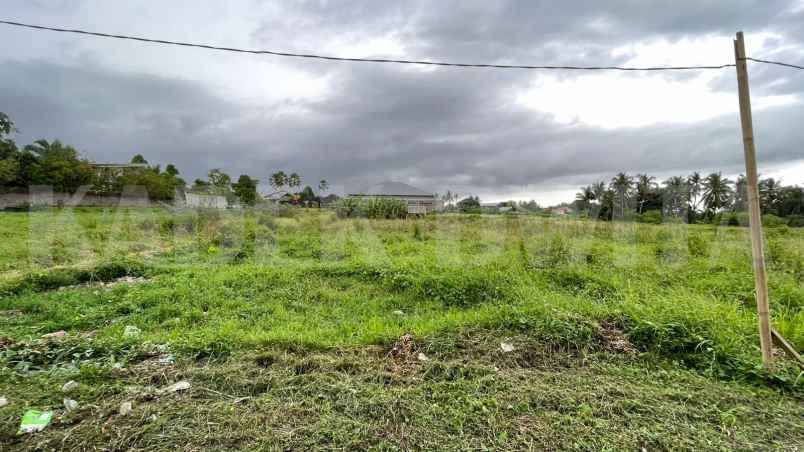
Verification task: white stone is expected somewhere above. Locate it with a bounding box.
[119,401,133,416]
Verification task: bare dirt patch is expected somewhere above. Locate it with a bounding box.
[598,321,637,355]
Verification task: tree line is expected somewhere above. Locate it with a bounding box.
[575,172,804,226]
[0,112,329,206]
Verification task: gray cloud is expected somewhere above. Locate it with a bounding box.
[1,0,803,202]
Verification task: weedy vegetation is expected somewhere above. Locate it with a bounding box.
[0,208,802,450]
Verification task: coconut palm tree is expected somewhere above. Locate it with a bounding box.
[609,172,634,218]
[733,175,748,212]
[686,172,702,213]
[702,172,733,216]
[635,173,657,214]
[575,185,595,216]
[662,176,687,218]
[759,177,781,215]
[592,181,606,201]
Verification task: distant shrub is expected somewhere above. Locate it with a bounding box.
[761,214,786,227]
[159,217,176,235]
[786,214,804,227]
[363,197,407,219]
[412,221,423,240]
[2,259,147,294]
[334,198,363,218]
[335,197,407,219]
[637,210,662,224]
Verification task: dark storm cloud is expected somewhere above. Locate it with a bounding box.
[1,0,803,200]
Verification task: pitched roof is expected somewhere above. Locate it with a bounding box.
[351,181,432,197]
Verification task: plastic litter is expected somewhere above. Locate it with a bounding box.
[157,354,175,365]
[41,331,67,339]
[416,352,429,362]
[500,342,515,353]
[62,380,79,393]
[158,380,191,394]
[17,410,53,434]
[63,398,78,412]
[0,396,7,407]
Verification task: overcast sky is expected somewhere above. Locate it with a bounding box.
[1,1,803,205]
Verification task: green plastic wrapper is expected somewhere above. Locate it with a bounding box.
[17,410,53,434]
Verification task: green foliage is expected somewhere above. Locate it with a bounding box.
[232,174,258,206]
[686,232,710,258]
[334,197,363,218]
[762,213,786,227]
[457,196,481,213]
[363,197,407,219]
[637,210,662,224]
[335,197,407,219]
[1,259,147,295]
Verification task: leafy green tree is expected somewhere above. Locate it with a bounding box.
[191,178,211,191]
[232,174,259,206]
[131,154,148,165]
[0,158,18,185]
[777,186,803,218]
[207,169,231,191]
[457,196,481,213]
[24,139,94,193]
[299,185,318,206]
[165,164,179,177]
[0,113,19,186]
[0,112,14,137]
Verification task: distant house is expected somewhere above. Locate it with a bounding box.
[551,206,573,216]
[349,181,442,214]
[185,192,228,209]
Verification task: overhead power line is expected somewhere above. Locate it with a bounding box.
[1,19,802,72]
[744,57,804,70]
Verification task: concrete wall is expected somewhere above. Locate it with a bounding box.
[185,192,228,209]
[0,186,157,209]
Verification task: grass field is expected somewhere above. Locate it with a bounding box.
[0,207,802,450]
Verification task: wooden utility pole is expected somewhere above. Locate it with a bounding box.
[734,31,773,369]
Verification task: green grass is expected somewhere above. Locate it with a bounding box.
[0,208,802,450]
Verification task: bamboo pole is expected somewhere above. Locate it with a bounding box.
[734,31,773,369]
